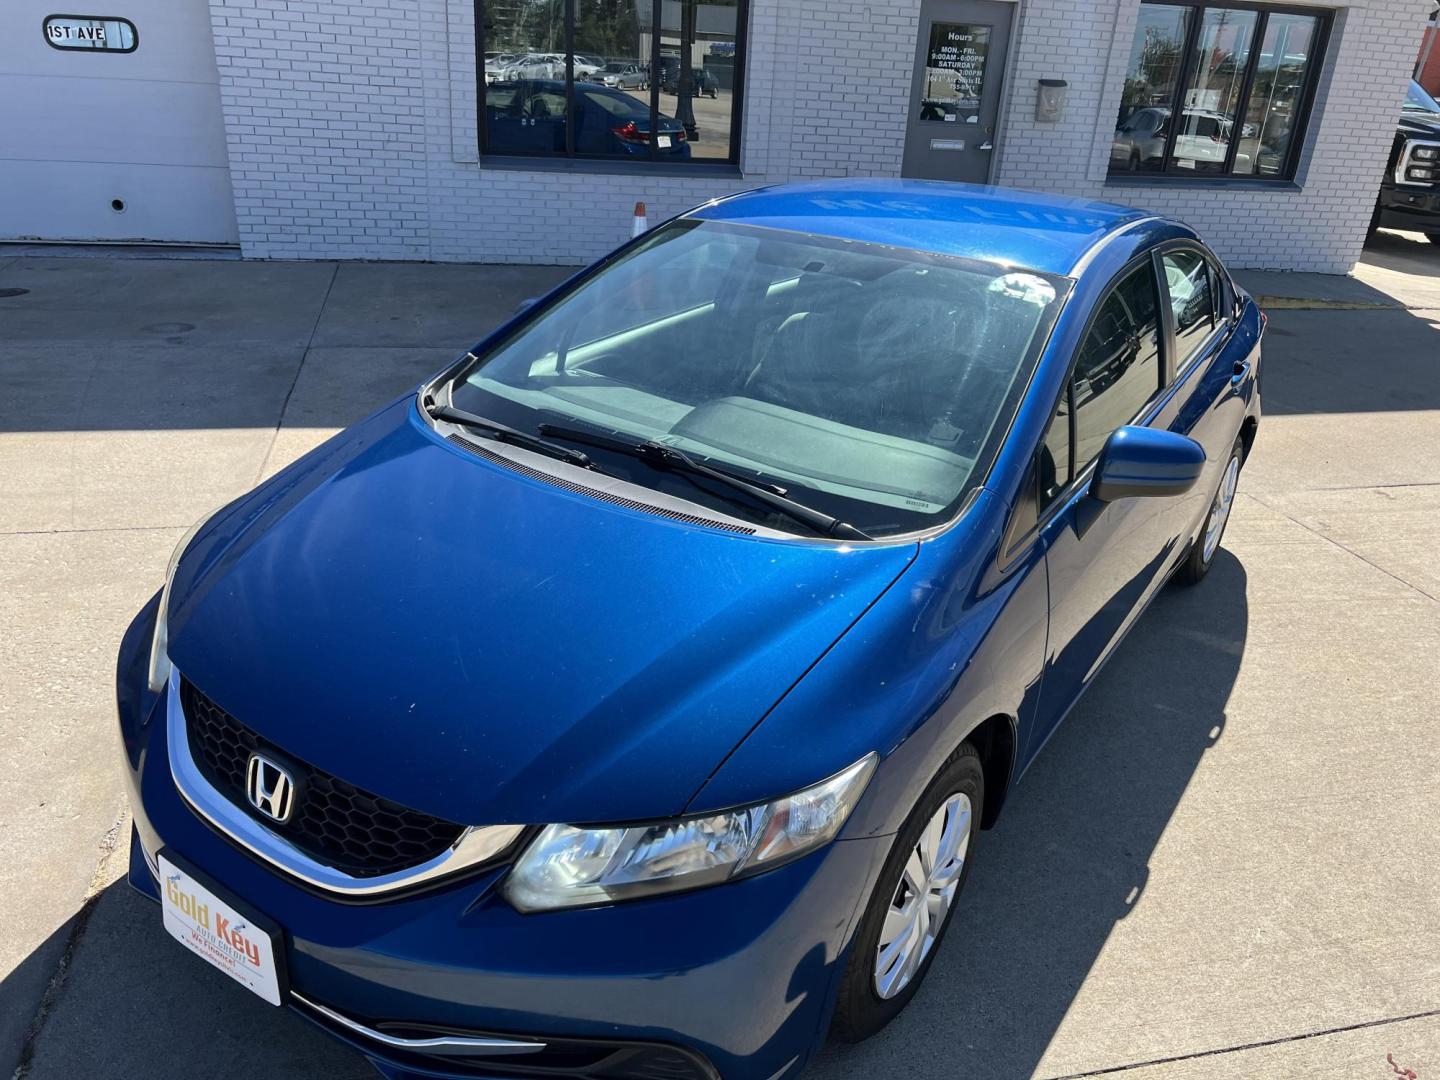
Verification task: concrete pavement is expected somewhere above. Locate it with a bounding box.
[1,233,1437,1080]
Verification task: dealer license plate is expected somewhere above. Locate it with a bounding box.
[159,852,284,1005]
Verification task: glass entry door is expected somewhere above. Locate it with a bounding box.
[902,0,1014,182]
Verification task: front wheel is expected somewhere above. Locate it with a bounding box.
[1176,435,1243,586]
[831,744,983,1043]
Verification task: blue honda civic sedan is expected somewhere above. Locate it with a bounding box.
[116,179,1262,1080]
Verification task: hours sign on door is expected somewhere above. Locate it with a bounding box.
[921,23,990,121]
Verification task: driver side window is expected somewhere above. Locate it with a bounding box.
[1071,263,1164,471]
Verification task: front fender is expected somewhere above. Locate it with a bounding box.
[685,489,1048,839]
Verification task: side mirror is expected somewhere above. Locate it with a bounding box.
[1092,426,1205,502]
[515,297,540,315]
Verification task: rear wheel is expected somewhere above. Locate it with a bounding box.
[1176,436,1243,586]
[831,744,983,1043]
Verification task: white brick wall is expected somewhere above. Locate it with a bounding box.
[209,0,1425,273]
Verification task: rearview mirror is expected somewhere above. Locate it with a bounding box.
[1091,426,1205,502]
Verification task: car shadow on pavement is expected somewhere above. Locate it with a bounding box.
[1361,229,1440,280]
[809,551,1248,1080]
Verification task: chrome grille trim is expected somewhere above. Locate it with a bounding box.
[290,990,546,1057]
[166,672,525,897]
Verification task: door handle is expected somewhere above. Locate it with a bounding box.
[1231,359,1251,385]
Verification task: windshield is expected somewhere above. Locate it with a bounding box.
[1406,80,1440,112]
[447,220,1066,538]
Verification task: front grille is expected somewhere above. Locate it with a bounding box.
[181,679,466,877]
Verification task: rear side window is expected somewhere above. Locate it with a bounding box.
[1162,250,1216,362]
[1072,264,1163,469]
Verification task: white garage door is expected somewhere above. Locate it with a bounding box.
[0,0,237,244]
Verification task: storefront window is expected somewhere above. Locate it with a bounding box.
[1233,13,1322,177]
[478,0,745,166]
[1113,5,1193,175]
[1109,2,1330,183]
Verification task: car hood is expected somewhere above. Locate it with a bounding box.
[168,400,918,827]
[1400,110,1440,138]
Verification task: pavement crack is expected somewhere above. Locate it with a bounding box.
[254,261,339,484]
[1247,492,1439,603]
[11,808,129,1080]
[1298,481,1440,492]
[1,524,191,538]
[1040,1008,1440,1079]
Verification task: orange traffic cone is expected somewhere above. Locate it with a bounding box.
[631,201,648,238]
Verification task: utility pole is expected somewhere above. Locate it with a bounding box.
[676,1,697,141]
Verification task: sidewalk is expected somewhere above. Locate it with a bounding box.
[1235,228,1440,309]
[1,234,1437,1080]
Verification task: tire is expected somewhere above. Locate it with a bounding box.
[831,744,984,1043]
[1175,435,1244,587]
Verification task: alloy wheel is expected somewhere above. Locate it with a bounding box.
[873,793,972,999]
[1202,455,1241,563]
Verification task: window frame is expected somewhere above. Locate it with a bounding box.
[1108,0,1333,186]
[1067,257,1169,482]
[1155,240,1237,378]
[1001,250,1173,562]
[474,0,749,172]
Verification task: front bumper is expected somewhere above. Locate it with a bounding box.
[116,603,888,1080]
[1377,185,1440,234]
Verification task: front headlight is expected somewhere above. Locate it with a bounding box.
[503,754,878,912]
[146,511,217,693]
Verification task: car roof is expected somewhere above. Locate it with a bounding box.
[687,179,1152,277]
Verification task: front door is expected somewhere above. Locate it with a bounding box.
[902,0,1013,183]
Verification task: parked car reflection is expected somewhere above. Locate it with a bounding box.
[599,61,648,90]
[500,53,564,80]
[486,80,691,159]
[1112,107,1256,171]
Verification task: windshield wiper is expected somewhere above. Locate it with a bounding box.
[538,424,872,541]
[424,400,597,471]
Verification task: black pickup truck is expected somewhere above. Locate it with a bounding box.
[1373,80,1440,244]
